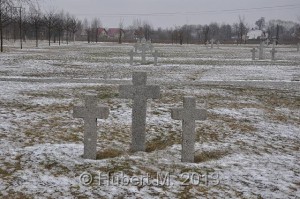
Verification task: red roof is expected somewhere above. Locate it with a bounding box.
[107,28,123,37]
[97,28,107,35]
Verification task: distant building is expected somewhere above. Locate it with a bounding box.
[247,29,268,40]
[106,28,125,39]
[98,28,108,37]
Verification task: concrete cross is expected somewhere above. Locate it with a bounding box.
[146,40,153,53]
[259,42,265,60]
[171,97,207,163]
[129,49,134,65]
[270,48,277,61]
[119,72,160,152]
[73,95,109,159]
[149,44,154,53]
[272,40,276,48]
[141,38,147,45]
[251,48,257,60]
[205,40,209,48]
[141,44,146,64]
[210,39,214,48]
[134,43,139,53]
[152,50,159,66]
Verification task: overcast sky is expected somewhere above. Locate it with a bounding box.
[39,0,300,28]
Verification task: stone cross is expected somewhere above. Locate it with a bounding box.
[134,43,139,53]
[129,49,134,65]
[152,50,159,66]
[171,97,207,163]
[259,42,265,60]
[272,40,276,48]
[73,95,110,159]
[205,41,209,48]
[147,40,154,53]
[217,41,220,49]
[141,44,146,64]
[270,48,277,61]
[149,44,154,53]
[119,72,160,152]
[251,48,257,60]
[210,39,214,48]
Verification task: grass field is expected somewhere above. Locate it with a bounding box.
[0,41,299,198]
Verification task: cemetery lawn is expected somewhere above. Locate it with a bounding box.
[0,41,299,198]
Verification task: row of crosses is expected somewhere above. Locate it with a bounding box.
[73,71,207,163]
[251,41,277,61]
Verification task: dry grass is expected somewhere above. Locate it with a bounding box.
[4,192,33,199]
[145,131,180,152]
[96,148,123,160]
[194,150,229,163]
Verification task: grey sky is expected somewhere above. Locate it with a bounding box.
[39,0,300,28]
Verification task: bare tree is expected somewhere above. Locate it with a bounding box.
[28,4,42,47]
[179,26,184,45]
[0,0,34,51]
[209,23,220,41]
[238,16,248,44]
[69,16,80,42]
[0,0,14,51]
[91,17,101,43]
[83,18,91,43]
[44,9,57,46]
[118,19,123,44]
[143,21,152,41]
[203,25,209,44]
[55,11,65,45]
[64,12,72,44]
[220,24,232,42]
[255,17,265,30]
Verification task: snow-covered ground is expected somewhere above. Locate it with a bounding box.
[0,41,299,198]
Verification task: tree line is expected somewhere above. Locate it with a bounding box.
[0,0,82,52]
[1,0,300,52]
[149,17,300,45]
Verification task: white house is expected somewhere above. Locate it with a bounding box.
[247,29,268,40]
[247,29,263,39]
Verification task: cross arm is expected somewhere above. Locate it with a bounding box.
[73,106,85,118]
[119,85,134,99]
[94,106,110,119]
[145,85,160,99]
[171,108,184,120]
[194,109,207,121]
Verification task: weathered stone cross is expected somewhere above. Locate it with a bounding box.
[146,40,154,53]
[272,40,276,48]
[205,41,209,48]
[152,50,159,66]
[141,44,146,64]
[210,39,214,48]
[119,72,160,152]
[251,48,257,60]
[171,97,207,163]
[259,42,265,60]
[270,47,277,61]
[129,49,134,65]
[73,95,109,159]
[134,43,139,53]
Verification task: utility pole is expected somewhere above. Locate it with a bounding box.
[0,0,3,52]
